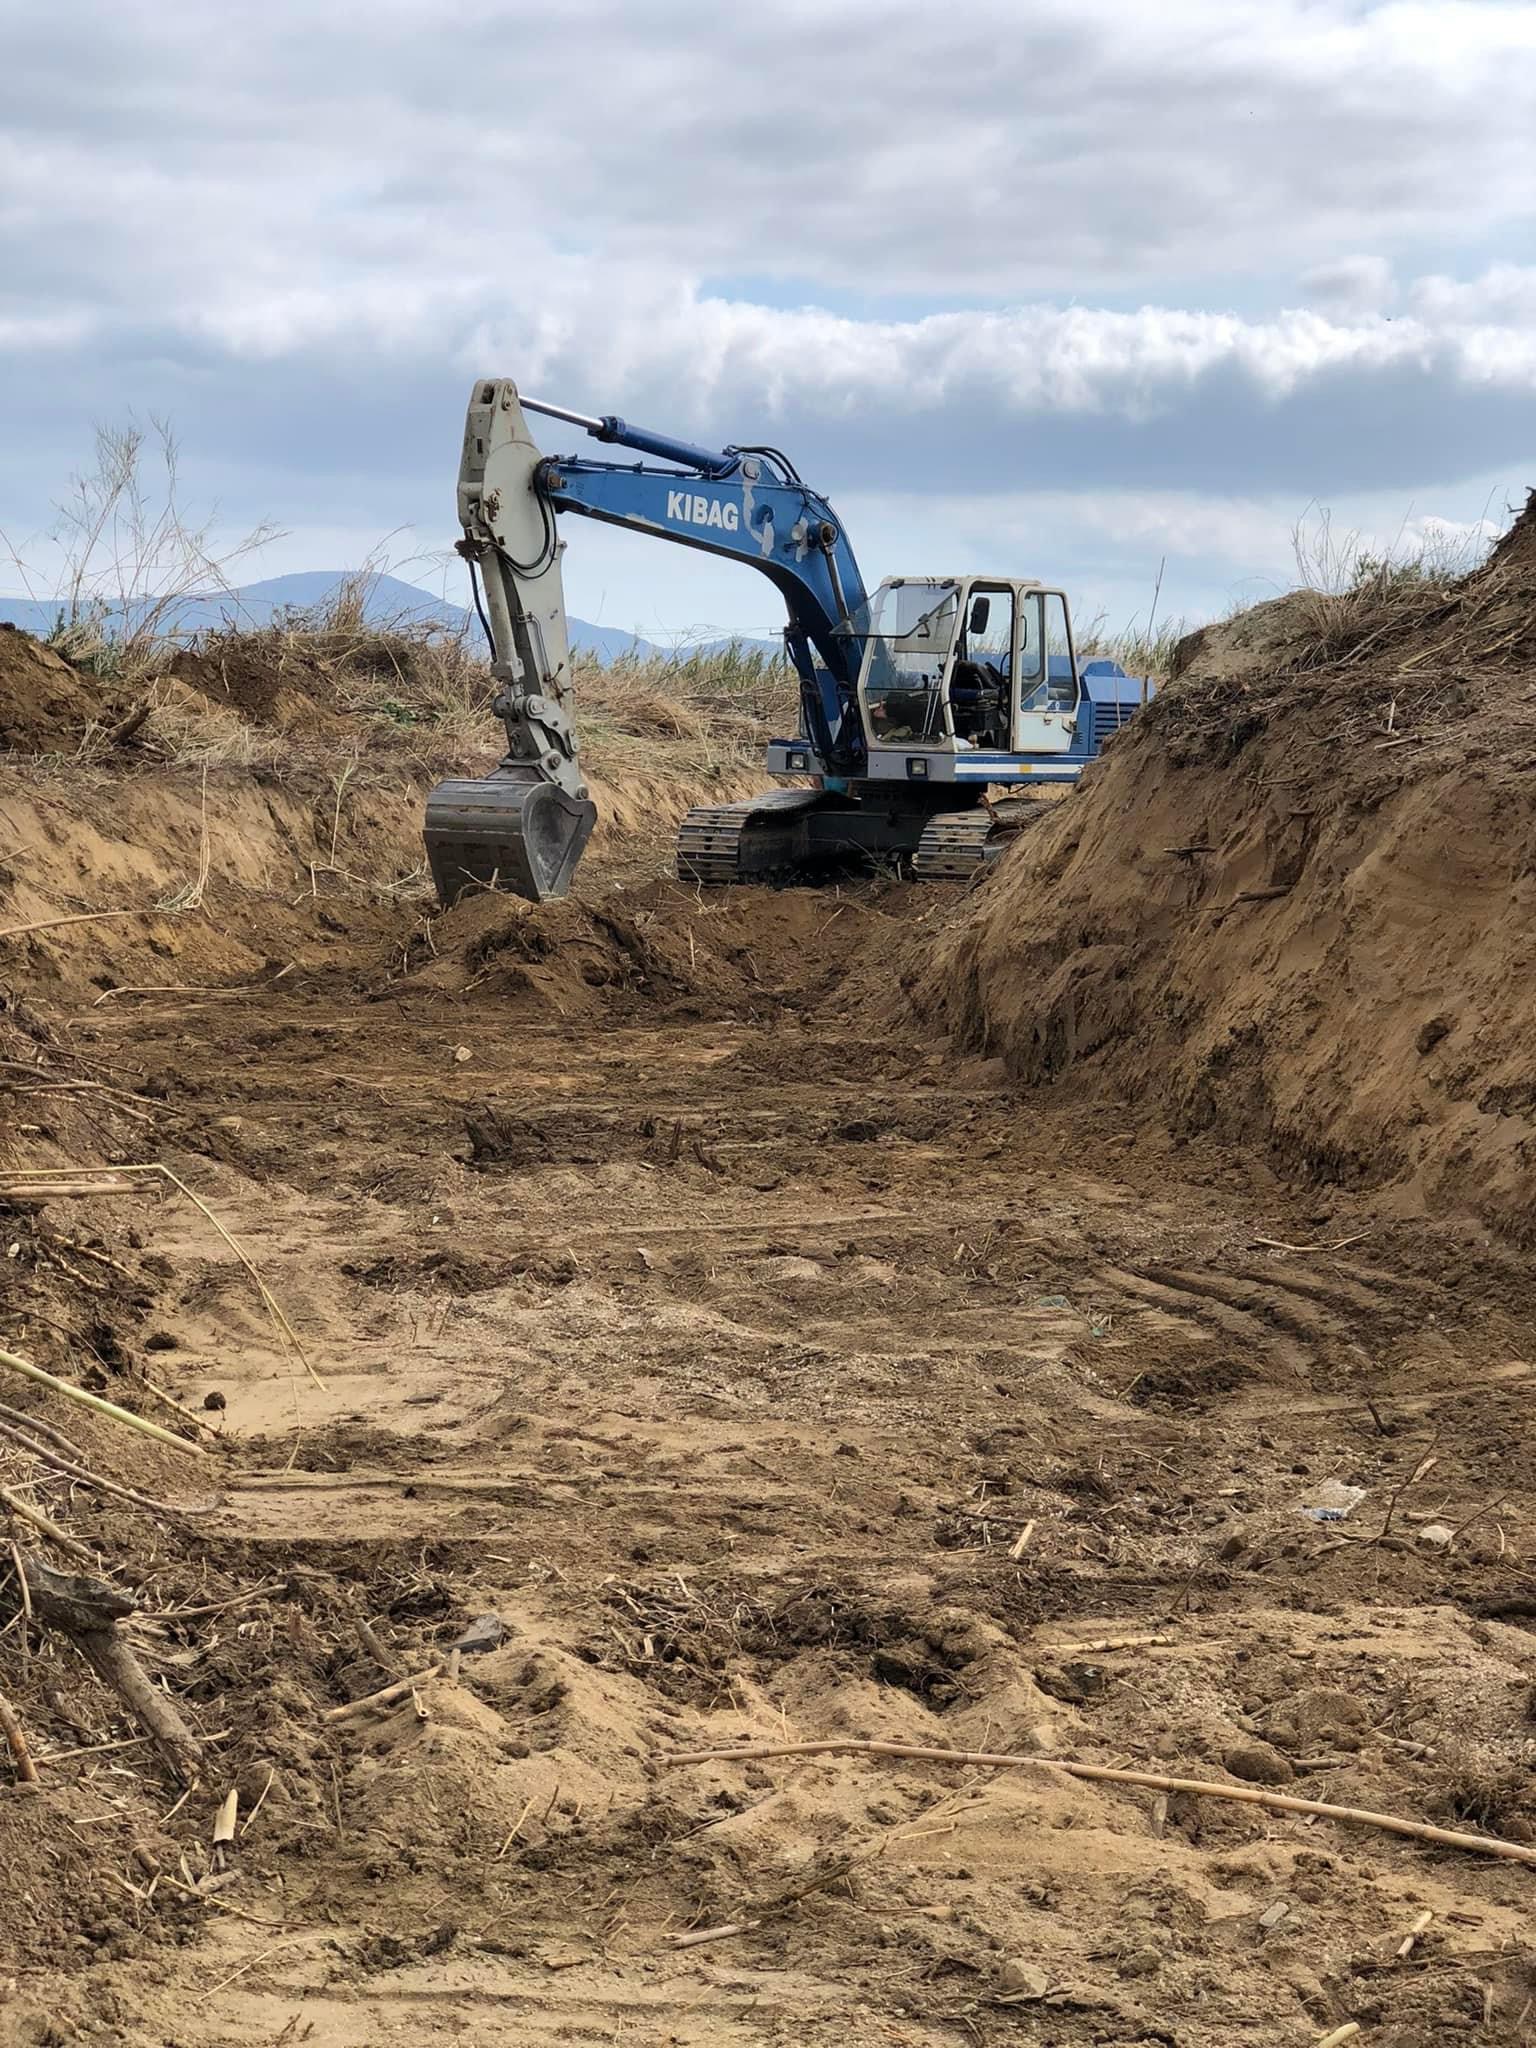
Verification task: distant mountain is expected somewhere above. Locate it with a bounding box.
[0,570,782,666]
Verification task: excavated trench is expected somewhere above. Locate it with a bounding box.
[5,583,1536,2041]
[4,803,1536,2045]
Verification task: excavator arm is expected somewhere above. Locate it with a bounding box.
[424,385,599,906]
[425,379,868,907]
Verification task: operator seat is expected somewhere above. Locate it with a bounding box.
[949,659,1006,747]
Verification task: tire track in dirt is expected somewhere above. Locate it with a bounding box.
[29,877,1536,2047]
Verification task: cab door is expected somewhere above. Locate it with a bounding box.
[1010,591,1081,754]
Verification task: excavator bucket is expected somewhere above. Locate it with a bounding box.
[425,769,597,906]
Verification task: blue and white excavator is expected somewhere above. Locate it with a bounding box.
[425,380,1155,904]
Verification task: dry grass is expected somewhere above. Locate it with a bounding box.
[122,682,281,771]
[2,418,281,680]
[1284,506,1496,667]
[36,600,787,798]
[1076,612,1190,683]
[575,642,794,779]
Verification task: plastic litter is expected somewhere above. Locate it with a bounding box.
[1296,1480,1367,1523]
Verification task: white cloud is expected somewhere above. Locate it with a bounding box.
[1409,264,1536,324]
[2,0,1535,635]
[5,0,1536,310]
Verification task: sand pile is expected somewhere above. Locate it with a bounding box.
[919,492,1536,1239]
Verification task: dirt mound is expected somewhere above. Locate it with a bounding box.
[919,493,1536,1240]
[405,879,902,1023]
[166,636,356,735]
[0,626,102,753]
[1174,491,1536,690]
[1170,590,1325,686]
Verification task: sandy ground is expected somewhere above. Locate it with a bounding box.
[5,840,1536,2047]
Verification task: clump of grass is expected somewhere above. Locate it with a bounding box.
[122,681,282,771]
[573,642,794,782]
[1,416,281,680]
[1077,611,1190,682]
[1286,506,1495,665]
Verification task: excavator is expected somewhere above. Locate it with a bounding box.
[425,380,1154,905]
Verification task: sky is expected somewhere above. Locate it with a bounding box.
[3,0,1536,645]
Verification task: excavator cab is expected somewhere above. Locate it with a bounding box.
[854,576,1084,760]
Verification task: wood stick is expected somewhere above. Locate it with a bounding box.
[22,1559,203,1784]
[322,1659,446,1724]
[132,1372,223,1439]
[664,1739,1536,1868]
[65,1626,203,1785]
[0,910,142,943]
[1252,1232,1371,1255]
[34,1733,152,1766]
[1008,1520,1036,1560]
[355,1617,399,1677]
[143,1165,323,1391]
[46,1232,140,1276]
[1047,1633,1176,1655]
[1315,2028,1361,2048]
[0,1397,87,1462]
[8,1081,156,1126]
[944,1502,1039,1531]
[11,1537,32,1636]
[91,985,247,1005]
[0,1348,205,1456]
[1395,1907,1433,1959]
[666,1920,757,1950]
[143,1866,288,1929]
[0,1482,95,1563]
[213,1787,239,1847]
[0,1177,141,1198]
[0,1686,39,1784]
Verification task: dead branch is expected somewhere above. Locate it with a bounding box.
[1395,1907,1433,1959]
[666,1920,758,1949]
[0,1397,87,1462]
[1045,1632,1176,1655]
[104,699,154,749]
[0,1175,142,1198]
[132,1373,224,1440]
[322,1659,447,1724]
[354,1616,400,1677]
[0,1413,217,1516]
[665,1738,1536,1868]
[146,1164,324,1391]
[0,910,142,943]
[0,1482,96,1563]
[21,1556,203,1783]
[0,1348,206,1457]
[0,1687,39,1784]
